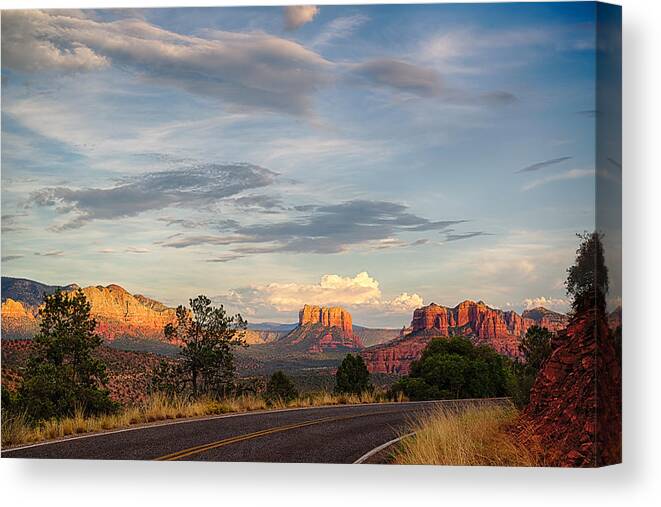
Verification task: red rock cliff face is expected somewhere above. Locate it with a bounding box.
[364,301,569,374]
[1,285,177,343]
[299,304,353,337]
[274,305,362,353]
[518,308,621,466]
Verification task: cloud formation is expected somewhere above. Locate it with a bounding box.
[522,296,568,312]
[283,6,319,30]
[30,163,278,229]
[522,168,594,191]
[216,272,423,316]
[444,231,491,242]
[163,200,466,254]
[313,14,369,47]
[351,59,443,97]
[1,10,331,115]
[516,156,572,173]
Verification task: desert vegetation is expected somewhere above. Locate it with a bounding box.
[392,402,540,466]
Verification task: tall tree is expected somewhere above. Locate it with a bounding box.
[335,354,372,395]
[164,295,247,398]
[18,289,116,420]
[566,231,609,315]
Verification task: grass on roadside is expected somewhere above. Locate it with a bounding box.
[391,402,541,466]
[1,390,402,448]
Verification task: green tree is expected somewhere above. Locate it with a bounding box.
[566,231,608,315]
[265,371,298,403]
[164,295,247,398]
[391,337,511,401]
[335,354,372,395]
[519,325,553,371]
[505,326,555,407]
[18,289,116,420]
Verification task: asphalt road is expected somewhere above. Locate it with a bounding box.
[2,398,508,463]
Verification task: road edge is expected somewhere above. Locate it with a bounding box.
[353,432,416,464]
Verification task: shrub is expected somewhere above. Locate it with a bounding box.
[390,337,511,401]
[265,371,298,404]
[335,354,372,395]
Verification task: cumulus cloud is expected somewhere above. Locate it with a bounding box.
[522,296,569,312]
[351,59,443,97]
[1,10,331,115]
[216,272,423,316]
[515,156,572,174]
[30,163,278,229]
[283,6,319,30]
[162,199,466,255]
[522,168,595,191]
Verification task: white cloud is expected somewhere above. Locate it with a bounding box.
[522,168,595,191]
[217,272,423,316]
[283,6,319,30]
[522,296,569,312]
[1,10,331,116]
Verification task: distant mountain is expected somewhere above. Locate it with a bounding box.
[363,300,570,374]
[248,322,297,333]
[1,277,177,344]
[352,325,402,347]
[2,276,78,307]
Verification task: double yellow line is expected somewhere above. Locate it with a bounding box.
[155,410,401,461]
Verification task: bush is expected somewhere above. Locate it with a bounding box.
[335,354,372,395]
[390,337,512,401]
[265,371,298,404]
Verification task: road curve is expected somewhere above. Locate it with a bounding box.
[2,398,508,463]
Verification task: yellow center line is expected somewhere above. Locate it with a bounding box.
[154,409,404,461]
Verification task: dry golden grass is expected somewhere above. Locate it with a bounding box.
[392,402,541,467]
[1,390,400,448]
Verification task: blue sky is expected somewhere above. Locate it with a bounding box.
[1,4,600,326]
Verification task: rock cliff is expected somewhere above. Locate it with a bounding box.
[275,305,363,353]
[299,304,354,337]
[1,283,177,343]
[517,308,621,466]
[363,301,569,374]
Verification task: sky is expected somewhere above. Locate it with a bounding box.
[1,4,603,327]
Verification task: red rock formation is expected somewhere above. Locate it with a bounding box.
[299,304,353,337]
[517,308,622,466]
[1,285,177,343]
[1,298,39,338]
[275,305,362,353]
[364,301,569,374]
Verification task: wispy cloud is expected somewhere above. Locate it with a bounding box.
[515,156,572,173]
[162,200,468,255]
[444,231,492,242]
[30,163,278,230]
[2,255,24,262]
[522,168,594,191]
[34,250,64,257]
[313,14,369,47]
